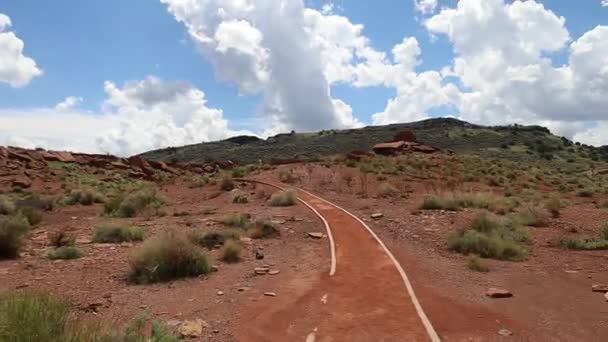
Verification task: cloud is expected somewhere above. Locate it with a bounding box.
[414,0,438,14]
[603,0,608,7]
[161,0,362,132]
[0,76,250,156]
[0,13,42,87]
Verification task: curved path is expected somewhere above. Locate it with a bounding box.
[237,180,440,342]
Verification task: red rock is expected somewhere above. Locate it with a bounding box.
[591,284,608,293]
[148,160,178,174]
[412,145,437,153]
[110,162,129,170]
[7,150,33,163]
[11,177,32,189]
[486,288,513,298]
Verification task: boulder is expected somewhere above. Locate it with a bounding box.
[486,288,513,298]
[7,150,33,163]
[148,160,178,174]
[11,177,32,189]
[308,232,324,239]
[591,284,608,293]
[179,319,205,338]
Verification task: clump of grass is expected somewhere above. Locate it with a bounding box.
[102,188,165,218]
[419,192,515,214]
[544,198,562,218]
[48,246,83,260]
[514,206,549,227]
[268,190,296,207]
[64,189,104,206]
[189,229,242,250]
[278,170,299,184]
[467,255,489,272]
[188,175,209,189]
[231,167,247,178]
[447,213,527,261]
[92,224,144,243]
[220,213,251,229]
[128,231,211,284]
[48,230,75,248]
[378,183,398,198]
[249,220,280,239]
[0,196,15,215]
[219,177,234,191]
[232,193,249,204]
[0,215,30,259]
[420,195,459,211]
[562,222,608,250]
[18,207,42,226]
[601,223,608,241]
[221,239,241,263]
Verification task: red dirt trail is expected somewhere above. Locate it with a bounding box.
[236,181,438,342]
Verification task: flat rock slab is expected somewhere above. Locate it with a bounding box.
[308,232,324,239]
[264,292,277,297]
[486,288,513,298]
[592,284,608,293]
[371,213,384,219]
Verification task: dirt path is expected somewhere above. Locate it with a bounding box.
[236,181,439,342]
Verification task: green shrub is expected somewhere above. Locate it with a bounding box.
[420,195,458,211]
[0,196,15,215]
[92,225,144,243]
[378,183,398,198]
[15,194,56,212]
[447,213,527,261]
[48,230,75,248]
[278,170,299,184]
[188,176,209,189]
[268,190,296,207]
[103,188,165,218]
[544,198,561,218]
[561,238,608,250]
[220,213,251,229]
[249,220,279,239]
[601,223,608,241]
[48,246,83,260]
[467,255,489,272]
[514,207,549,227]
[18,207,42,226]
[232,193,249,204]
[0,215,30,259]
[231,167,246,178]
[128,231,211,284]
[189,230,236,250]
[64,189,104,206]
[221,239,241,263]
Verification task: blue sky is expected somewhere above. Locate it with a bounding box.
[0,0,607,155]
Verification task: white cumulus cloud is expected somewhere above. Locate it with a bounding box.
[414,0,438,15]
[0,13,42,87]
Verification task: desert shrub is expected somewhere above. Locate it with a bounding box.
[64,189,104,206]
[561,238,608,250]
[0,196,16,215]
[220,213,251,229]
[447,213,527,261]
[268,190,296,207]
[601,223,608,241]
[188,176,208,189]
[577,189,594,198]
[0,215,30,259]
[249,220,279,239]
[420,195,459,211]
[48,230,75,248]
[378,183,398,198]
[18,207,42,226]
[103,188,165,218]
[232,193,249,204]
[128,231,211,284]
[221,239,241,263]
[92,225,144,243]
[514,206,549,227]
[15,194,56,212]
[189,230,241,250]
[48,246,83,260]
[231,167,246,178]
[0,291,179,342]
[278,170,299,184]
[219,177,234,191]
[544,198,562,218]
[467,255,489,272]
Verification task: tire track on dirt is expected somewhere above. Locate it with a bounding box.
[236,179,440,341]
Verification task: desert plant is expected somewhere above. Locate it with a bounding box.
[219,177,234,191]
[249,220,279,239]
[231,167,246,178]
[278,170,299,184]
[467,255,489,272]
[514,206,549,227]
[64,189,104,206]
[221,239,241,263]
[601,222,608,241]
[48,246,83,260]
[48,230,75,248]
[0,215,30,259]
[92,225,144,243]
[220,213,251,229]
[447,213,527,261]
[544,197,562,218]
[128,231,211,284]
[103,188,165,218]
[18,207,42,226]
[232,193,249,204]
[561,238,608,250]
[188,175,209,189]
[420,195,459,211]
[378,183,398,198]
[268,190,296,207]
[0,196,15,215]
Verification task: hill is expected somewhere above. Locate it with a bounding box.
[140,118,607,165]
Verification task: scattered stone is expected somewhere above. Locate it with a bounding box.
[255,267,270,275]
[271,219,286,225]
[564,270,578,274]
[255,249,265,260]
[264,292,277,297]
[238,287,249,292]
[179,319,204,338]
[370,213,384,219]
[308,232,324,239]
[216,290,224,296]
[75,237,92,245]
[166,320,181,329]
[486,288,513,298]
[213,329,220,334]
[268,270,280,275]
[211,265,219,272]
[592,284,608,293]
[498,329,513,336]
[605,292,608,302]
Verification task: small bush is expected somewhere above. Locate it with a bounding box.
[514,207,549,227]
[231,167,246,178]
[92,225,144,243]
[268,190,296,207]
[15,194,56,212]
[278,170,299,184]
[601,223,608,241]
[378,183,398,198]
[48,246,83,260]
[128,231,211,284]
[188,176,209,188]
[232,193,249,204]
[420,195,458,211]
[48,230,75,248]
[221,239,241,263]
[0,215,30,259]
[544,198,561,218]
[18,207,42,225]
[64,189,104,206]
[103,188,165,218]
[467,255,489,272]
[0,196,15,215]
[561,238,608,250]
[249,220,280,239]
[447,213,527,261]
[220,213,251,229]
[219,177,235,191]
[577,190,594,198]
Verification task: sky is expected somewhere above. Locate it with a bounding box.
[0,0,607,156]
